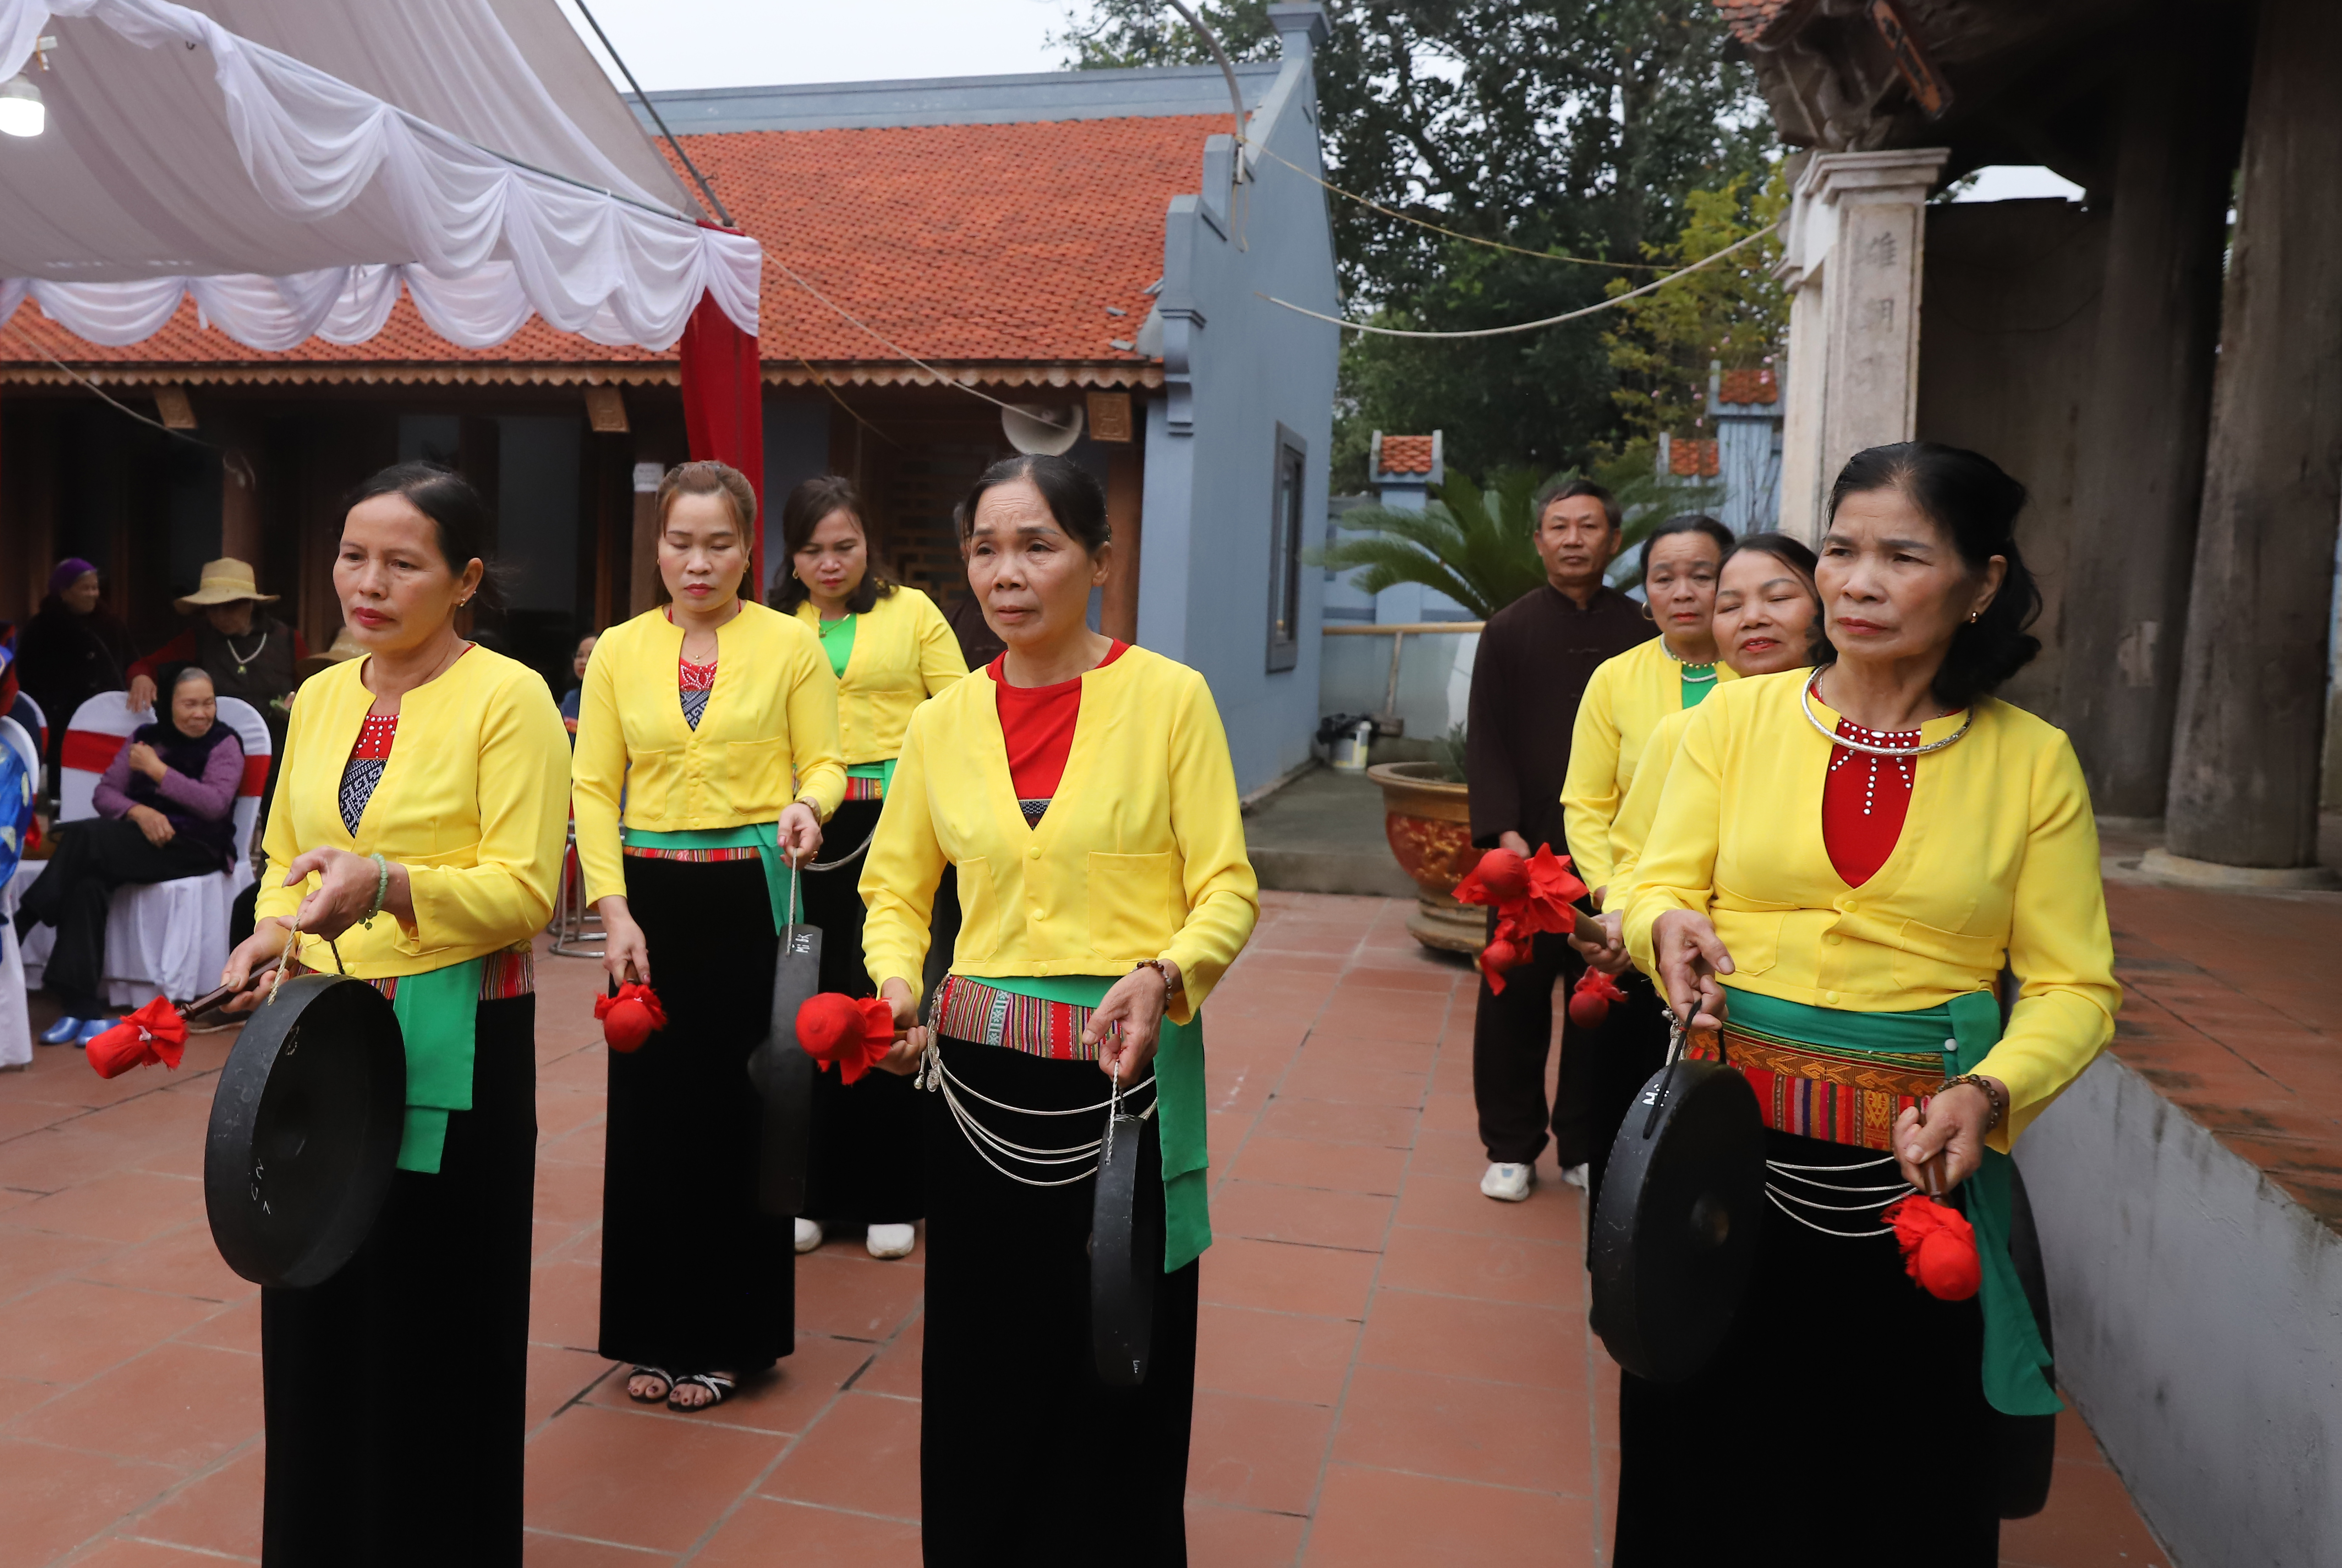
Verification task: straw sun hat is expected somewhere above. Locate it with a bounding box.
[173,557,280,614]
[298,626,368,679]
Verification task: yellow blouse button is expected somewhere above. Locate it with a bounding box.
[1826,935,1843,946]
[1842,899,1857,911]
[1825,990,1840,1004]
[1028,844,1042,859]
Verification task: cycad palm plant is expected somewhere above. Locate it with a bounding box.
[1311,467,1550,621]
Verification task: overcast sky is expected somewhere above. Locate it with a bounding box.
[553,0,1076,90]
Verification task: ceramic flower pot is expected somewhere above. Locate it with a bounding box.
[1366,761,1484,953]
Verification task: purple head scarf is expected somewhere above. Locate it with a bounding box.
[47,558,98,601]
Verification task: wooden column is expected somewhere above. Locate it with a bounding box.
[2166,0,2342,868]
[2061,9,2246,821]
[1101,441,1145,643]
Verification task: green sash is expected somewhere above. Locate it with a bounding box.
[1725,986,2061,1417]
[962,973,1210,1275]
[390,956,487,1174]
[621,823,800,932]
[846,759,894,790]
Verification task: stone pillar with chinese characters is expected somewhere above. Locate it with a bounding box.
[1773,148,1948,540]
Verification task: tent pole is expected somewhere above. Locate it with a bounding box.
[570,0,735,228]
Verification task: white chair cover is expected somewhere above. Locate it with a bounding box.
[18,692,271,1007]
[0,715,34,1068]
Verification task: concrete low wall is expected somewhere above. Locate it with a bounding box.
[2017,1054,2342,1567]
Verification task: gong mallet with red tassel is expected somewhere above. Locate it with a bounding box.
[82,963,285,1080]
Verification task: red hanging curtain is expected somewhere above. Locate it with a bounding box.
[677,280,767,595]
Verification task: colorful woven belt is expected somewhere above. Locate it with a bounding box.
[1691,1019,1949,1151]
[932,974,1104,1062]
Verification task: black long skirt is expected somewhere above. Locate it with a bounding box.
[800,799,922,1227]
[921,1036,1198,1566]
[1613,1129,1999,1567]
[261,994,537,1568]
[598,855,793,1372]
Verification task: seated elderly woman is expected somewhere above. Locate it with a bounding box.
[14,667,244,1045]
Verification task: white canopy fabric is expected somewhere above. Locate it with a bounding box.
[0,0,759,351]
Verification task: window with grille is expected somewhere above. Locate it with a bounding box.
[1266,426,1307,672]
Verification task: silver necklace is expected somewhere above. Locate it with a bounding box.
[1801,668,1970,758]
[223,629,267,676]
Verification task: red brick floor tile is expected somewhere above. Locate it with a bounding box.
[172,1296,260,1356]
[527,1344,616,1428]
[1274,1058,1428,1110]
[1357,1289,1585,1392]
[0,1374,61,1426]
[10,1341,261,1469]
[759,1391,922,1519]
[1185,1501,1309,1567]
[1294,1036,1438,1078]
[1404,1127,1496,1180]
[1200,1237,1380,1320]
[1314,999,1450,1047]
[1302,1462,1594,1566]
[1212,1180,1395,1252]
[528,1258,605,1354]
[9,1171,207,1246]
[793,1251,924,1341]
[1377,1226,1586,1309]
[0,1225,119,1302]
[521,1531,680,1567]
[538,1048,610,1094]
[1255,1098,1416,1149]
[0,1279,219,1384]
[522,1403,789,1552]
[1330,1364,1591,1493]
[0,1124,142,1195]
[0,1098,78,1140]
[0,1436,181,1566]
[55,1538,240,1568]
[693,1494,923,1567]
[75,1222,255,1304]
[1415,1091,1478,1135]
[1207,1060,1278,1116]
[2000,1460,2175,1567]
[532,1157,604,1242]
[535,1085,607,1143]
[1186,1390,1337,1513]
[1195,1304,1361,1406]
[1391,1167,1583,1243]
[117,1445,264,1559]
[1228,1135,1409,1196]
[853,1315,923,1399]
[583,1332,868,1436]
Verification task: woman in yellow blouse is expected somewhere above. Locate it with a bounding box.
[858,453,1257,1563]
[772,474,967,1261]
[218,462,570,1567]
[1532,514,1736,1204]
[571,461,845,1414]
[1619,443,2119,1566]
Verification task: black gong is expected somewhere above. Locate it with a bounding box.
[204,974,405,1289]
[746,922,821,1216]
[1590,1057,1766,1384]
[1090,1108,1160,1389]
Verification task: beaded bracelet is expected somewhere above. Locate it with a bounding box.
[1937,1072,2006,1133]
[360,852,390,930]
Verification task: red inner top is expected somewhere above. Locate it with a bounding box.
[351,711,397,762]
[678,656,717,691]
[992,641,1128,800]
[1821,717,1924,888]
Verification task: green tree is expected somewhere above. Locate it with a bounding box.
[1055,2,1769,480]
[1311,468,1549,620]
[1601,168,1788,444]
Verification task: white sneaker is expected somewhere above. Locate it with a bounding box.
[793,1217,824,1254]
[866,1223,916,1260]
[1480,1162,1534,1202]
[1560,1163,1590,1192]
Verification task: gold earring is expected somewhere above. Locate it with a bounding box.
[1969,610,1980,623]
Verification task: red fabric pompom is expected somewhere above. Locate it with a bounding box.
[85,997,188,1080]
[594,983,668,1054]
[1454,844,1590,937]
[795,992,897,1084]
[1478,934,1523,995]
[1881,1194,1982,1300]
[1567,966,1627,1030]
[1472,848,1529,902]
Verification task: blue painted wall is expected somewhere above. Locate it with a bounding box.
[1136,8,1340,795]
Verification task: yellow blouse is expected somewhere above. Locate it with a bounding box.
[1621,671,2119,1148]
[791,587,968,763]
[859,645,1259,1023]
[258,647,569,978]
[1606,703,1696,899]
[571,600,847,906]
[1560,635,1739,899]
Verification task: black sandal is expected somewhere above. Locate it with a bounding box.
[625,1365,675,1404]
[667,1371,735,1412]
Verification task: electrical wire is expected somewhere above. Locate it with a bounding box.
[1256,220,1782,339]
[765,253,1032,417]
[2,319,219,451]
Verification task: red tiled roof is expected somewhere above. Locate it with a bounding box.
[1668,438,1720,478]
[1717,366,1779,406]
[1713,0,1804,45]
[0,114,1224,379]
[1376,434,1435,475]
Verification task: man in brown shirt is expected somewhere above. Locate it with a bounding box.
[1464,479,1647,1202]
